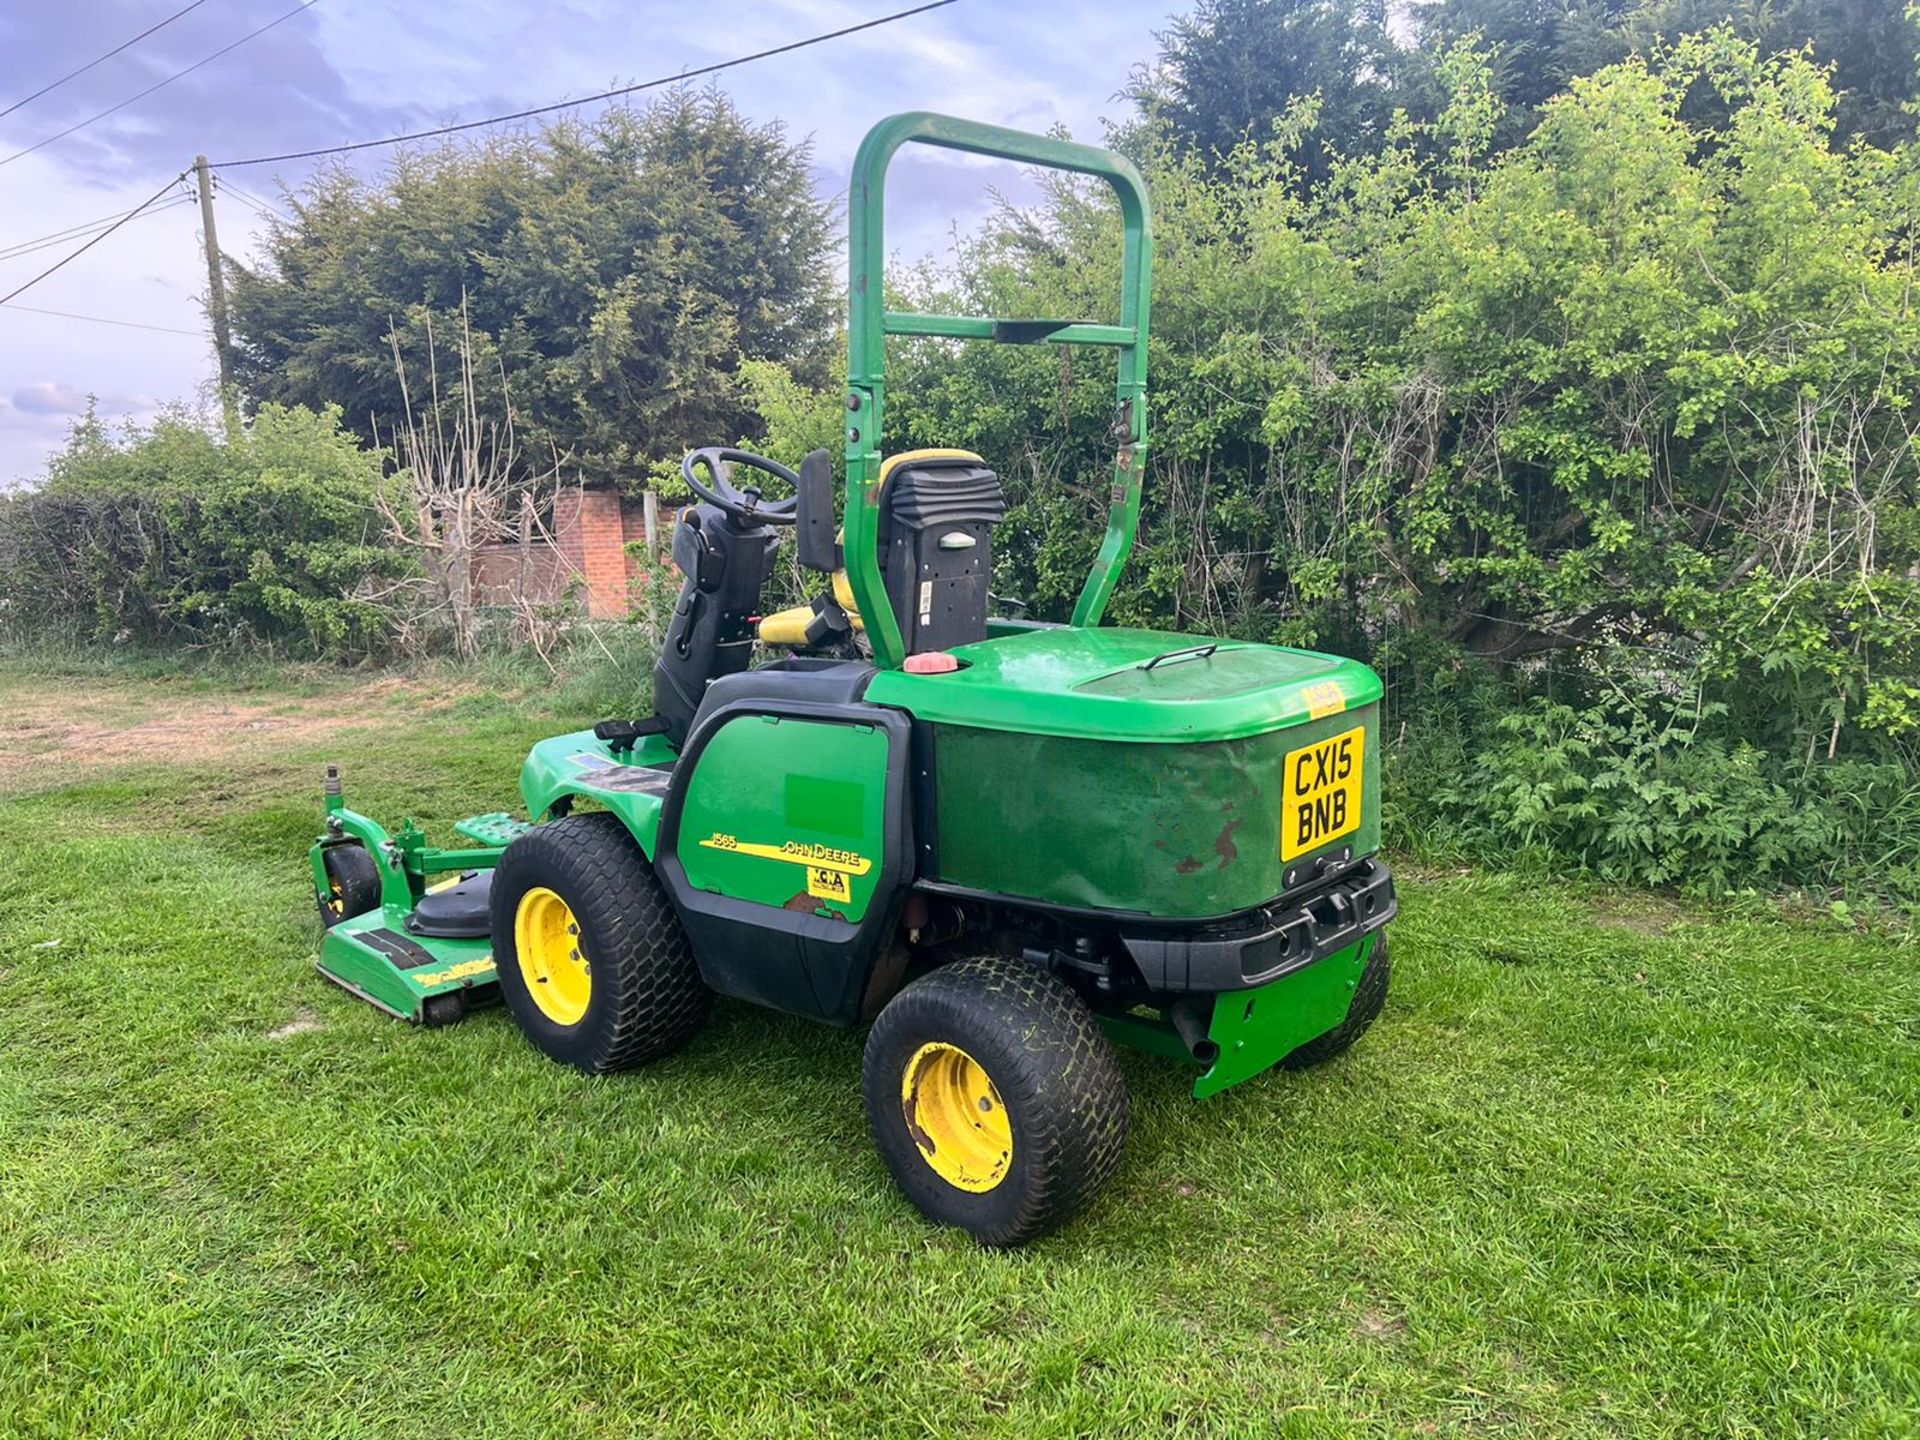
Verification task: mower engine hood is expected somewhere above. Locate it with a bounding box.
[863,626,1382,744]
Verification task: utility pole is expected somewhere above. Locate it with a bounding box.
[192,154,237,425]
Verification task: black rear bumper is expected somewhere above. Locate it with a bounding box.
[1120,857,1396,994]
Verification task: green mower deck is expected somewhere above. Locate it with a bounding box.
[316,908,496,1025]
[309,775,531,1025]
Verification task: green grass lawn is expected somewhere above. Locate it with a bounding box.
[0,663,1914,1438]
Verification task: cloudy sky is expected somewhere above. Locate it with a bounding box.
[0,0,1178,484]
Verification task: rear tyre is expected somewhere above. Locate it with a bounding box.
[863,956,1129,1247]
[489,813,709,1073]
[318,843,380,927]
[1279,933,1391,1070]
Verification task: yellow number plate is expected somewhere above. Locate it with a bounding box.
[1281,725,1365,861]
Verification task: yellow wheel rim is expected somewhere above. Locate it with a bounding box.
[514,886,592,1026]
[900,1042,1012,1193]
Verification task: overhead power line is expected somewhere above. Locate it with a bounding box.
[0,301,201,336]
[213,175,290,223]
[0,200,174,253]
[0,196,197,260]
[219,186,279,222]
[0,0,321,170]
[213,0,958,168]
[0,171,188,306]
[1,0,215,120]
[0,196,196,263]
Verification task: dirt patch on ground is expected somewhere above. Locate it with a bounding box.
[1589,892,1687,937]
[1385,858,1477,884]
[0,675,465,790]
[266,1007,325,1040]
[1353,1309,1409,1343]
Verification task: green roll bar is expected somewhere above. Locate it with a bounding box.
[845,112,1153,669]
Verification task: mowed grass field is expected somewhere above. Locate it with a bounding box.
[0,661,1914,1439]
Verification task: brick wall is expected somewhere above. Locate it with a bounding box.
[472,486,657,616]
[470,542,573,605]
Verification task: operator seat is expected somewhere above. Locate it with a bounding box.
[757,449,1006,655]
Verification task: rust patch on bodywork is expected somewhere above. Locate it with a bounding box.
[1215,817,1243,869]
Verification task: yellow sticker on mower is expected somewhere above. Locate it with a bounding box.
[1281,725,1364,861]
[412,958,497,987]
[698,833,872,876]
[1300,680,1347,720]
[806,866,852,902]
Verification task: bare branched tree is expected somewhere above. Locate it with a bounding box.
[372,294,567,663]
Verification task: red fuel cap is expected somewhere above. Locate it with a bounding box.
[903,651,961,674]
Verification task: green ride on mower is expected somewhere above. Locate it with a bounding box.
[309,113,1396,1246]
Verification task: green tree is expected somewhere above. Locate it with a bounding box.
[227,88,835,491]
[1630,0,1917,147]
[1404,0,1635,150]
[1412,0,1919,148]
[1126,0,1402,185]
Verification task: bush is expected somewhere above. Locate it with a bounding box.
[0,404,411,658]
[1389,679,1920,905]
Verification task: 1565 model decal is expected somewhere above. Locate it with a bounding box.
[697,833,874,903]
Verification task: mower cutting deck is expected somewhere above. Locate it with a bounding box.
[311,771,525,1025]
[308,112,1397,1246]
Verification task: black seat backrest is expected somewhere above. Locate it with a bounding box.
[652,502,779,749]
[877,456,1006,653]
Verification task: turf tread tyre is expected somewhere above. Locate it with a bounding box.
[490,813,708,1073]
[863,955,1128,1247]
[319,843,380,927]
[1279,933,1391,1070]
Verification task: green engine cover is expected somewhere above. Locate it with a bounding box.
[868,626,1385,920]
[929,707,1378,918]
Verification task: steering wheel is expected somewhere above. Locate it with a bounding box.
[681,447,800,527]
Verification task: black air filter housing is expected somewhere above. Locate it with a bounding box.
[878,456,1006,654]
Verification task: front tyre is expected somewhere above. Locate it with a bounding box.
[318,843,381,927]
[489,813,709,1073]
[863,956,1129,1247]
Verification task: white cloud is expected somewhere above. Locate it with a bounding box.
[10,381,88,415]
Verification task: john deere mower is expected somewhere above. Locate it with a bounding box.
[310,113,1395,1246]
